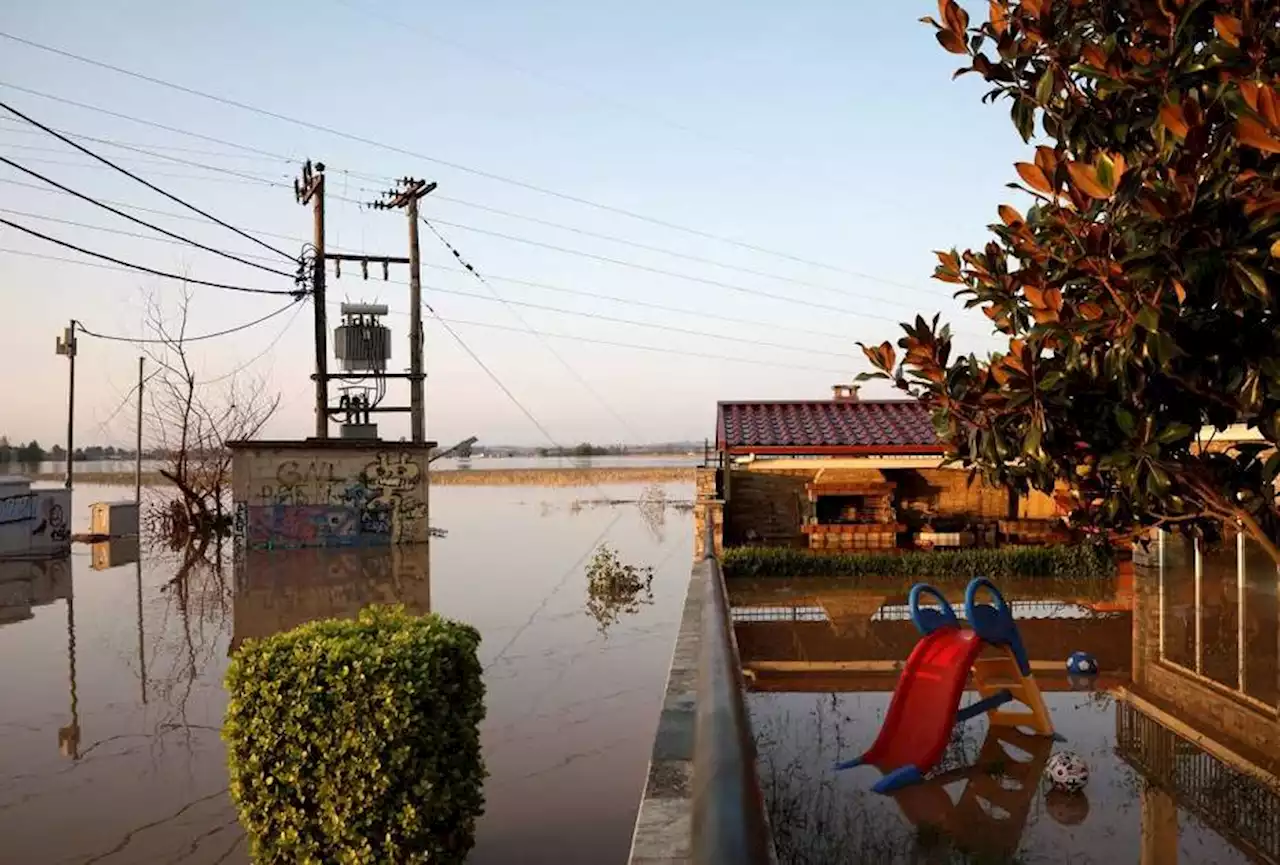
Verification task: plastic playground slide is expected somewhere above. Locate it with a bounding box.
[835,578,1055,793]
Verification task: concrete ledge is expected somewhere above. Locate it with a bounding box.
[628,560,705,865]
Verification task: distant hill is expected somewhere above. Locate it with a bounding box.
[469,441,703,458]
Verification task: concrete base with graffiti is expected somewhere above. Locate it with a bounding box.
[228,439,435,549]
[0,477,71,561]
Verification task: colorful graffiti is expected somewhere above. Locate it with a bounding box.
[239,449,429,548]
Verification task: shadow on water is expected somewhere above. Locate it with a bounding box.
[0,481,693,865]
[734,537,1280,865]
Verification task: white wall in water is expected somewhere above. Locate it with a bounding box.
[0,477,71,560]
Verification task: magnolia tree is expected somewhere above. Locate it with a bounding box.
[861,0,1280,560]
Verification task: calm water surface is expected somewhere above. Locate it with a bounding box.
[734,539,1280,864]
[0,481,692,864]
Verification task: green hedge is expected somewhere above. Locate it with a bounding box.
[223,605,486,864]
[721,544,1115,579]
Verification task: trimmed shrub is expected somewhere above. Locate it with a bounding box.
[721,544,1114,580]
[223,605,485,864]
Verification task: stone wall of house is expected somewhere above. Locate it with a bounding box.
[723,468,819,547]
[230,440,434,548]
[723,465,1061,545]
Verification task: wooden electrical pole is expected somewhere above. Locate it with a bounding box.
[295,161,328,439]
[55,320,76,490]
[372,178,436,443]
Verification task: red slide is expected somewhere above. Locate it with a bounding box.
[855,627,984,792]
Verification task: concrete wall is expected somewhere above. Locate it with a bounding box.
[0,556,71,625]
[232,546,431,651]
[229,440,434,548]
[0,479,70,561]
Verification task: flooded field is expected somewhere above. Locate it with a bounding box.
[0,481,693,864]
[733,537,1280,864]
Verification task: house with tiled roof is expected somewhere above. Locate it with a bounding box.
[705,385,1061,555]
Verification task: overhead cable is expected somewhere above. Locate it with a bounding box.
[0,218,305,297]
[0,95,297,262]
[0,155,296,277]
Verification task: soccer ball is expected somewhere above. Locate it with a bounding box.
[1045,751,1089,793]
[1067,651,1098,675]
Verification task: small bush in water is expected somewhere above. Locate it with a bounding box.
[223,605,485,864]
[721,544,1114,579]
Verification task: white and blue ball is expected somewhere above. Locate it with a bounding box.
[1066,651,1099,676]
[1045,751,1090,793]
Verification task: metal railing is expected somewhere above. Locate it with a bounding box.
[1117,701,1280,862]
[692,518,774,865]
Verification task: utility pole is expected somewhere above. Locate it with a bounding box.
[134,356,144,505]
[295,161,328,438]
[372,178,436,443]
[55,320,76,490]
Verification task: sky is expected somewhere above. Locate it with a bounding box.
[0,1,1029,450]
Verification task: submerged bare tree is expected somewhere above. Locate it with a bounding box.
[142,284,281,543]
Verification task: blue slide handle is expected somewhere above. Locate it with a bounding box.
[964,577,1010,619]
[908,583,960,636]
[965,577,1031,674]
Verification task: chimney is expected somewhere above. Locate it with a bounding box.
[832,384,860,402]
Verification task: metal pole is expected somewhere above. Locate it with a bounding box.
[407,194,424,443]
[135,356,144,505]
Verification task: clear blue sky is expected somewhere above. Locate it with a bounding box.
[0,1,1026,449]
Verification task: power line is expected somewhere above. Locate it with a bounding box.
[0,119,296,162]
[0,137,296,184]
[196,299,308,385]
[0,176,304,245]
[422,218,640,438]
[0,31,918,280]
[0,82,951,309]
[401,210,907,321]
[0,153,290,187]
[0,178,885,342]
[0,155,297,277]
[428,193,940,302]
[0,206,288,266]
[427,281,857,359]
[78,298,305,344]
[0,218,304,297]
[0,95,297,262]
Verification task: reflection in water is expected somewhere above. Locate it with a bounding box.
[737,547,1280,864]
[0,482,691,865]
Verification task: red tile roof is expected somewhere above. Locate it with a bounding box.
[717,400,943,455]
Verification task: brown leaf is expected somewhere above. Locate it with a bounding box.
[1239,81,1261,113]
[998,204,1024,225]
[1034,145,1058,177]
[1237,117,1280,154]
[1160,103,1189,139]
[934,249,961,272]
[1077,302,1104,321]
[1260,86,1280,128]
[1172,279,1187,305]
[989,0,1008,34]
[1271,240,1280,260]
[1129,46,1154,65]
[1024,285,1047,308]
[936,29,969,54]
[1022,0,1044,18]
[1081,44,1107,69]
[940,0,969,35]
[1015,162,1054,195]
[1214,12,1242,47]
[1045,287,1063,312]
[1067,161,1111,198]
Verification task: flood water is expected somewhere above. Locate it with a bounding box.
[0,481,693,864]
[733,537,1280,864]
